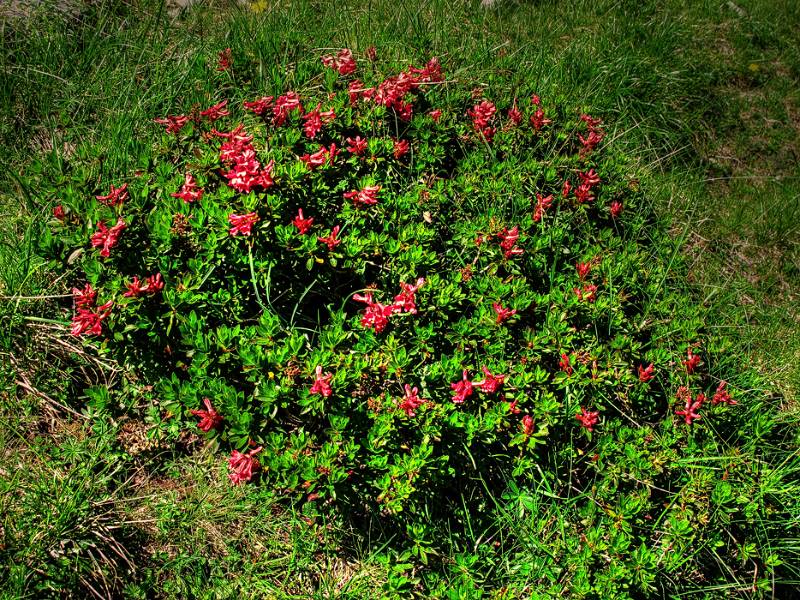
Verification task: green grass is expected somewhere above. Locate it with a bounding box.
[1,0,799,597]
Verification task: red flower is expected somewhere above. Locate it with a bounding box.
[533,193,554,222]
[353,291,393,332]
[522,415,535,436]
[301,103,336,139]
[228,212,259,236]
[399,384,425,417]
[347,80,374,105]
[638,363,655,383]
[53,204,66,221]
[578,114,604,156]
[575,407,600,431]
[300,144,337,170]
[309,365,333,397]
[508,399,521,414]
[344,185,380,207]
[468,100,497,142]
[292,208,314,234]
[243,96,274,117]
[123,273,164,298]
[321,48,357,76]
[200,100,229,122]
[578,169,601,188]
[96,183,128,207]
[574,183,594,205]
[493,302,517,324]
[576,262,591,280]
[562,180,571,198]
[272,92,303,126]
[345,136,368,155]
[508,100,522,125]
[610,200,623,218]
[683,348,702,374]
[574,284,598,303]
[154,114,190,134]
[91,217,126,258]
[171,173,203,203]
[317,225,342,250]
[498,226,523,259]
[451,370,474,404]
[72,283,97,309]
[393,138,410,159]
[228,447,262,485]
[190,397,223,432]
[712,381,737,406]
[391,278,425,315]
[473,366,504,393]
[217,48,233,72]
[429,109,442,122]
[580,114,603,128]
[70,300,113,337]
[529,108,552,131]
[559,353,573,376]
[675,387,704,424]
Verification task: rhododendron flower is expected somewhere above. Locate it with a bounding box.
[96,183,128,207]
[638,363,655,383]
[522,415,535,436]
[562,180,571,198]
[53,204,65,221]
[559,353,573,376]
[317,225,341,250]
[399,384,425,417]
[575,407,600,431]
[72,283,97,309]
[493,302,517,324]
[451,370,474,404]
[344,185,381,207]
[498,226,523,259]
[228,212,259,236]
[154,114,190,134]
[712,381,737,406]
[468,100,497,142]
[272,92,304,126]
[683,348,701,374]
[243,95,274,116]
[224,152,275,193]
[574,284,598,303]
[610,200,623,218]
[578,169,601,188]
[171,173,203,203]
[292,208,314,234]
[533,193,554,222]
[576,262,591,280]
[347,80,375,105]
[353,291,393,332]
[309,365,333,397]
[529,107,552,131]
[675,387,704,424]
[345,136,368,155]
[393,139,410,159]
[391,278,424,315]
[301,103,335,138]
[228,447,262,485]
[200,100,229,122]
[123,273,164,298]
[300,144,337,170]
[321,48,357,76]
[508,100,522,125]
[70,300,113,337]
[578,130,604,155]
[429,109,442,122]
[217,48,233,72]
[91,218,126,258]
[190,397,223,432]
[473,366,504,393]
[574,183,594,205]
[580,114,603,128]
[508,399,521,414]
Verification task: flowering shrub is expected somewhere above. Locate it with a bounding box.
[38,49,751,594]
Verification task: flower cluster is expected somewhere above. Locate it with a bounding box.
[123,273,164,298]
[467,100,497,142]
[91,218,126,258]
[214,125,274,193]
[96,183,128,207]
[344,185,380,207]
[353,279,425,333]
[70,284,113,337]
[171,173,204,204]
[321,48,357,76]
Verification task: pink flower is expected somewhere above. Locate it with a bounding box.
[292,208,314,234]
[508,100,522,125]
[53,204,66,221]
[675,387,704,424]
[468,100,497,142]
[154,115,190,134]
[610,200,623,218]
[574,284,598,303]
[529,107,552,131]
[578,169,601,188]
[228,447,262,485]
[96,183,128,207]
[562,180,571,198]
[574,183,594,205]
[712,381,737,406]
[72,283,97,309]
[429,109,442,122]
[272,92,303,126]
[451,370,474,404]
[399,384,425,417]
[348,80,374,105]
[638,363,655,383]
[171,173,203,203]
[508,399,521,414]
[683,348,702,374]
[317,225,342,250]
[200,100,229,122]
[353,291,393,333]
[393,138,410,159]
[533,193,554,222]
[309,365,333,397]
[190,397,223,432]
[70,300,113,337]
[301,103,335,138]
[559,353,573,376]
[243,96,274,117]
[300,144,337,170]
[91,217,126,258]
[498,226,523,259]
[321,48,357,76]
[578,130,604,155]
[391,278,424,315]
[217,48,233,72]
[522,415,535,436]
[123,273,164,298]
[344,185,380,207]
[575,407,600,431]
[473,366,504,393]
[346,136,368,155]
[228,212,259,236]
[576,262,591,280]
[493,302,517,324]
